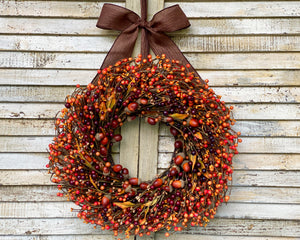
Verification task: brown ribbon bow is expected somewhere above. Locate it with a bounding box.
[97,0,200,80]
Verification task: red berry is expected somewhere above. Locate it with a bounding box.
[101,137,108,145]
[140,98,148,105]
[111,120,119,129]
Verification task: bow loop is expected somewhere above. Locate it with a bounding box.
[149,5,190,32]
[97,4,140,31]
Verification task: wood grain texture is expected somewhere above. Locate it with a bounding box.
[1,103,299,120]
[1,201,299,220]
[1,69,299,86]
[0,218,299,236]
[1,18,299,35]
[1,1,299,18]
[1,52,300,69]
[1,86,300,103]
[1,34,300,53]
[3,119,299,137]
[1,170,299,187]
[2,185,299,204]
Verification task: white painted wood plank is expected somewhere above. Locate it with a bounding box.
[0,218,299,236]
[159,136,300,154]
[232,104,300,120]
[160,120,300,137]
[1,152,299,171]
[155,235,298,240]
[1,34,300,53]
[0,153,119,170]
[1,52,300,69]
[2,86,300,103]
[0,236,296,240]
[1,1,299,18]
[1,185,299,204]
[3,119,300,137]
[0,153,48,169]
[0,69,299,87]
[1,170,298,187]
[1,202,299,220]
[8,185,300,204]
[166,2,300,18]
[1,136,300,153]
[1,18,299,35]
[159,153,300,170]
[1,103,299,120]
[0,1,124,17]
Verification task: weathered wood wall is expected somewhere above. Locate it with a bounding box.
[0,0,299,239]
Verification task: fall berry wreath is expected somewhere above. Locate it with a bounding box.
[47,54,241,238]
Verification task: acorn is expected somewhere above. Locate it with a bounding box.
[113,134,122,142]
[174,139,183,149]
[95,132,104,141]
[128,102,139,112]
[182,161,191,172]
[172,180,185,189]
[174,152,185,165]
[112,164,122,173]
[146,117,156,125]
[153,178,163,188]
[170,127,179,136]
[129,177,139,186]
[103,167,110,176]
[101,194,111,206]
[140,182,149,190]
[169,166,180,176]
[100,146,108,156]
[189,118,199,128]
[137,98,148,105]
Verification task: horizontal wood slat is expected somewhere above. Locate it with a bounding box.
[1,52,300,69]
[1,35,299,52]
[0,218,299,237]
[2,119,299,137]
[1,86,299,103]
[1,103,299,120]
[1,18,299,35]
[1,1,299,18]
[0,202,299,220]
[0,170,299,187]
[1,152,299,171]
[0,69,299,86]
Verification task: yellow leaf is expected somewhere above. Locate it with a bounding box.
[99,101,106,112]
[190,154,197,170]
[169,113,188,120]
[106,93,116,109]
[114,201,135,209]
[194,132,203,140]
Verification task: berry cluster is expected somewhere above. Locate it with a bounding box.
[47,55,241,238]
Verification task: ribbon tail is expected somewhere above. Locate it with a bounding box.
[100,26,139,69]
[148,32,203,82]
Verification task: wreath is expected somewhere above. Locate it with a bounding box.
[47,1,241,239]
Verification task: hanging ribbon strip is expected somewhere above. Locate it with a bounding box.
[96,0,202,80]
